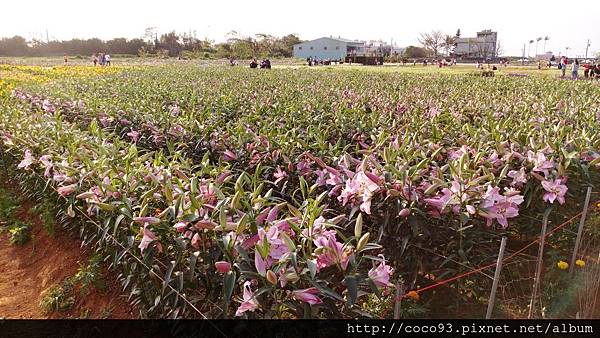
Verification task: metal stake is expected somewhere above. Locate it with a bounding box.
[486,236,507,319]
[569,186,593,277]
[528,208,551,318]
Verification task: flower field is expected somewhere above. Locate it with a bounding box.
[1,63,600,318]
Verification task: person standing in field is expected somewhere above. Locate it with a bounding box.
[559,57,567,78]
[572,59,579,79]
[64,54,68,65]
[583,61,590,78]
[92,53,98,66]
[105,54,111,66]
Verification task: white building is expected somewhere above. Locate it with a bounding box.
[536,51,553,60]
[365,40,397,56]
[293,37,366,60]
[455,30,498,59]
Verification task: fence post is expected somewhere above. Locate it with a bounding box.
[569,186,593,277]
[393,282,404,319]
[486,236,507,319]
[528,208,551,319]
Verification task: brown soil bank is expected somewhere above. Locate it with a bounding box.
[0,198,136,319]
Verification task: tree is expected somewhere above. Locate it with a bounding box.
[0,36,28,56]
[143,27,158,53]
[442,35,457,56]
[418,30,444,56]
[474,39,494,59]
[255,33,276,57]
[158,31,182,57]
[495,40,503,57]
[403,45,430,58]
[277,34,302,57]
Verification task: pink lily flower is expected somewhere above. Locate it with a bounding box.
[254,249,269,276]
[291,287,322,305]
[542,179,568,205]
[57,184,77,197]
[216,170,232,184]
[507,168,527,187]
[479,186,524,228]
[255,208,270,226]
[273,166,288,184]
[313,232,350,272]
[191,233,201,249]
[531,152,554,177]
[368,255,394,288]
[483,201,520,228]
[139,226,162,253]
[173,221,188,232]
[325,167,343,186]
[235,281,259,316]
[338,171,380,214]
[53,173,68,182]
[296,159,312,176]
[18,150,34,169]
[423,187,453,214]
[315,169,328,186]
[487,151,503,168]
[42,99,55,113]
[127,130,140,142]
[223,149,237,161]
[267,206,279,223]
[39,155,53,177]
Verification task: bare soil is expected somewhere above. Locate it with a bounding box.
[0,197,136,319]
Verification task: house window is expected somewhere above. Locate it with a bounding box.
[298,46,302,50]
[336,46,340,50]
[310,46,314,50]
[324,46,327,50]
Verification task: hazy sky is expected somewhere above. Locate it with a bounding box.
[2,0,598,57]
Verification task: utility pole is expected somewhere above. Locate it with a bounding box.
[522,43,526,66]
[46,29,49,43]
[585,39,591,59]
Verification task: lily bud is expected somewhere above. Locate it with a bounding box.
[214,261,231,274]
[357,232,370,252]
[266,270,277,285]
[399,208,410,217]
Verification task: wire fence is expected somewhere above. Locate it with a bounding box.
[390,190,600,319]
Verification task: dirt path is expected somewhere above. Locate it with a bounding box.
[0,198,136,318]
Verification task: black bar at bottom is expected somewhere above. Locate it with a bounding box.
[0,319,599,338]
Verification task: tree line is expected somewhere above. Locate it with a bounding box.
[0,29,302,59]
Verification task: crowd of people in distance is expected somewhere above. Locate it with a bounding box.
[92,53,111,66]
[306,57,340,66]
[409,58,458,67]
[558,56,600,80]
[475,61,502,70]
[249,59,271,69]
